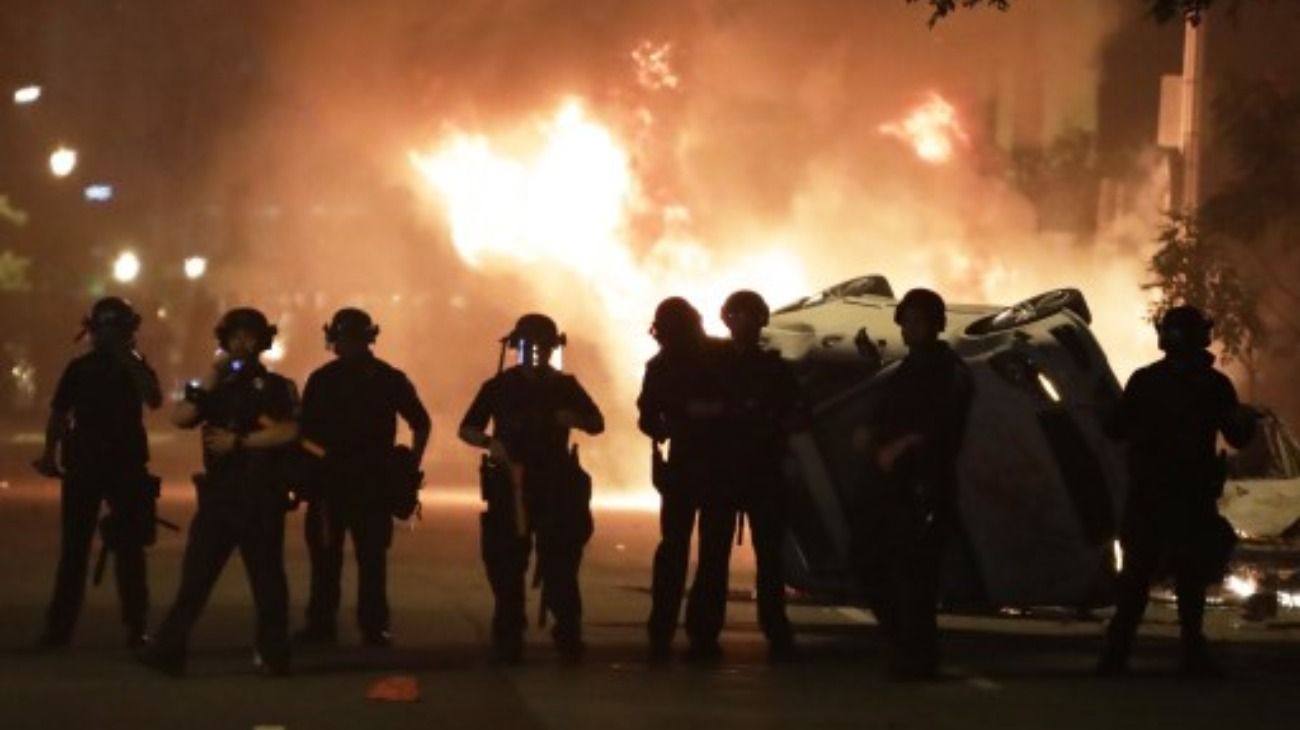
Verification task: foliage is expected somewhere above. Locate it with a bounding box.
[0,196,28,228]
[1198,79,1300,243]
[0,251,32,293]
[909,0,1238,26]
[1147,214,1262,363]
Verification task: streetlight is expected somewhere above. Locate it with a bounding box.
[183,256,208,280]
[83,184,114,202]
[13,85,41,105]
[112,251,141,283]
[49,147,78,177]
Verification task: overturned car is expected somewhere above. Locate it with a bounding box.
[768,275,1127,608]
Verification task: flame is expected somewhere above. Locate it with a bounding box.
[632,41,680,91]
[878,93,969,164]
[410,98,808,407]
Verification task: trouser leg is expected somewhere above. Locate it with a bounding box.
[239,504,290,669]
[354,507,393,635]
[106,486,150,635]
[747,496,793,646]
[537,533,585,643]
[893,525,944,674]
[481,501,530,648]
[685,501,735,647]
[45,482,101,639]
[1173,555,1208,647]
[1103,537,1158,664]
[304,500,344,631]
[648,489,696,645]
[153,507,236,658]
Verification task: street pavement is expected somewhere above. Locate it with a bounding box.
[1,438,1298,729]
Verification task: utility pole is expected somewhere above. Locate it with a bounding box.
[1180,15,1207,212]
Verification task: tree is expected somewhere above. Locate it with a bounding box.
[910,0,1251,26]
[1147,214,1262,364]
[1148,78,1300,381]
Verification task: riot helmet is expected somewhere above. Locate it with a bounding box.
[894,288,947,331]
[324,307,379,345]
[721,290,771,328]
[651,296,704,349]
[503,313,565,369]
[214,307,278,354]
[82,297,141,346]
[1156,305,1213,353]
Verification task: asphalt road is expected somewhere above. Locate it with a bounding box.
[1,440,1298,729]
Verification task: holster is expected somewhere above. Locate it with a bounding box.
[387,445,425,520]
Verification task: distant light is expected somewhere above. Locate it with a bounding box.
[263,339,286,363]
[84,184,114,202]
[1226,573,1258,599]
[13,85,41,105]
[1037,372,1062,403]
[112,251,141,283]
[49,147,78,177]
[183,256,208,280]
[1111,540,1124,573]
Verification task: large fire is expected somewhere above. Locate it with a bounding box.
[878,93,970,164]
[409,98,809,380]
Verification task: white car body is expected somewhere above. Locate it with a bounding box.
[768,275,1128,607]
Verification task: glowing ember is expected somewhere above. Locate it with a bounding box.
[878,93,969,164]
[632,41,680,91]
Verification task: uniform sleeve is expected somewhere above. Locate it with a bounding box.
[50,361,78,413]
[266,377,301,422]
[298,371,326,442]
[772,356,806,429]
[460,379,496,432]
[565,375,603,426]
[927,358,974,459]
[1216,373,1255,449]
[393,371,431,433]
[1105,369,1145,441]
[636,363,669,440]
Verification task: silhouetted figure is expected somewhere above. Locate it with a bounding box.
[1097,305,1257,678]
[855,288,973,680]
[713,290,804,661]
[458,313,604,663]
[141,308,300,677]
[34,297,163,649]
[638,297,730,661]
[296,308,431,647]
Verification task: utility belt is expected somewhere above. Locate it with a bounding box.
[193,465,296,514]
[480,447,592,542]
[92,474,178,586]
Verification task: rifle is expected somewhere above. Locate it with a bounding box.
[92,513,180,587]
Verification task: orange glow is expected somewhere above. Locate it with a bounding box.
[410,98,809,376]
[878,93,969,164]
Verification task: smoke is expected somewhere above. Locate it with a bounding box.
[198,0,1169,488]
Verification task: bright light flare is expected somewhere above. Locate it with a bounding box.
[409,97,809,410]
[1037,372,1062,403]
[49,147,78,177]
[112,251,141,283]
[878,93,969,164]
[13,85,41,105]
[183,256,208,280]
[263,338,286,363]
[83,184,114,202]
[1225,573,1258,599]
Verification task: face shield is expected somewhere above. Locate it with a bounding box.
[512,336,563,370]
